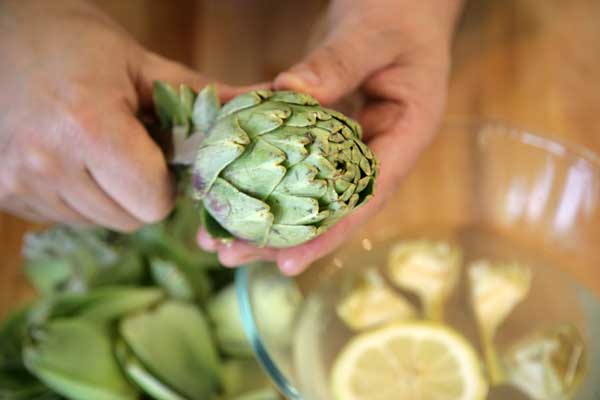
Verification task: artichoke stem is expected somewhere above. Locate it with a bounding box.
[423,298,445,323]
[481,329,506,385]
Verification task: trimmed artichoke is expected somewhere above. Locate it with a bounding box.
[336,268,416,331]
[468,259,532,385]
[387,240,462,321]
[504,324,586,400]
[153,82,379,248]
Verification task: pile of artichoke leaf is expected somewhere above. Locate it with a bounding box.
[0,197,279,400]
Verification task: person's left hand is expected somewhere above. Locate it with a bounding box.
[198,0,465,275]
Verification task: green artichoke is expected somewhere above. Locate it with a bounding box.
[153,82,379,248]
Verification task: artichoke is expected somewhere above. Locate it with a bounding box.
[153,82,379,248]
[336,268,416,331]
[387,240,462,321]
[468,259,532,385]
[504,324,586,400]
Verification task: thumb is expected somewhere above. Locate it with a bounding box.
[274,28,394,105]
[136,52,211,108]
[136,52,271,106]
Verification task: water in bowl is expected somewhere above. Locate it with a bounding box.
[291,226,600,400]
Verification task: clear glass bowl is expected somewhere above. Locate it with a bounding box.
[235,119,600,400]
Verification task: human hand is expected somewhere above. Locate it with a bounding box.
[198,0,465,275]
[0,0,216,231]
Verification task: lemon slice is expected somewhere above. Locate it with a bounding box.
[331,322,488,400]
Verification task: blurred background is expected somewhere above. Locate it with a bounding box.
[2,0,600,319]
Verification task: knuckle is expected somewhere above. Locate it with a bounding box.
[320,43,354,79]
[0,171,26,197]
[23,145,61,176]
[67,107,103,146]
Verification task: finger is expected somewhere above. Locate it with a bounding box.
[14,173,94,225]
[59,169,145,232]
[214,240,278,268]
[198,228,278,267]
[276,210,362,276]
[135,52,270,107]
[276,96,440,274]
[135,52,211,107]
[219,82,274,102]
[21,194,91,226]
[361,64,448,138]
[83,107,175,224]
[274,26,396,105]
[1,199,50,223]
[197,228,220,252]
[359,101,406,141]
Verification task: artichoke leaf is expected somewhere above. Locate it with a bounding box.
[149,258,195,302]
[236,103,290,135]
[0,307,30,371]
[153,81,190,131]
[28,287,164,326]
[23,319,138,400]
[119,301,222,400]
[0,370,58,400]
[203,178,273,245]
[134,215,220,272]
[114,339,186,400]
[202,208,234,241]
[217,90,270,119]
[23,226,144,295]
[207,284,254,358]
[193,118,250,198]
[179,84,195,117]
[269,91,319,106]
[193,84,220,133]
[220,139,287,200]
[0,307,56,400]
[268,193,327,226]
[266,224,320,248]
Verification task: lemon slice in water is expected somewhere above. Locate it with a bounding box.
[331,322,488,400]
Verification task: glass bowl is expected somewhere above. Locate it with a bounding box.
[235,119,600,400]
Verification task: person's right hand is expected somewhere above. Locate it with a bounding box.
[0,0,210,231]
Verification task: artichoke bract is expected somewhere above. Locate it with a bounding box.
[153,82,379,248]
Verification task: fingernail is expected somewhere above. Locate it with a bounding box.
[277,69,320,90]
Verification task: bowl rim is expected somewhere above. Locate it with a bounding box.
[235,266,302,400]
[445,116,600,167]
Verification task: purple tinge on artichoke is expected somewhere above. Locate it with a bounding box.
[153,82,378,248]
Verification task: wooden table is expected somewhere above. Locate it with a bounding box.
[2,0,600,319]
